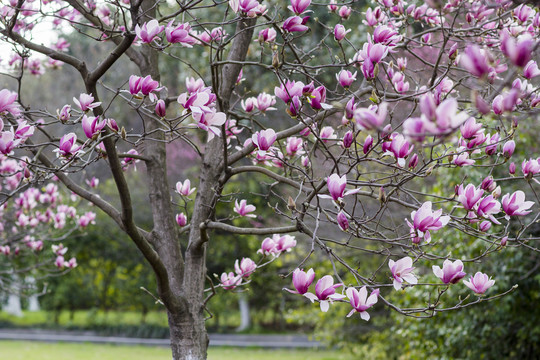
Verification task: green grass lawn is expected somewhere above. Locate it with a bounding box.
[0,341,355,360]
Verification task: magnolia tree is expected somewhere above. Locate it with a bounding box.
[0,154,95,294]
[1,0,540,358]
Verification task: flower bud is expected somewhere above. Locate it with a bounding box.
[176,213,187,227]
[479,220,491,232]
[337,211,349,231]
[409,153,419,169]
[155,99,166,117]
[363,135,373,154]
[342,130,354,148]
[481,176,496,192]
[509,162,516,175]
[492,185,501,199]
[502,140,515,158]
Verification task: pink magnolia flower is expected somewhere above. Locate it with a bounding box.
[73,93,101,112]
[282,16,309,32]
[252,129,277,154]
[304,275,346,312]
[220,272,241,290]
[165,21,195,46]
[435,99,469,133]
[135,19,164,43]
[176,179,196,196]
[241,97,257,112]
[274,80,304,103]
[406,201,450,243]
[285,136,304,156]
[321,173,360,202]
[192,108,227,142]
[107,118,119,132]
[121,149,140,170]
[81,115,106,139]
[334,24,350,41]
[464,272,495,295]
[522,158,540,178]
[513,3,533,23]
[354,102,388,131]
[346,286,379,321]
[55,255,65,269]
[460,118,483,140]
[256,93,276,112]
[184,77,205,93]
[78,211,96,227]
[52,244,68,256]
[258,28,277,43]
[338,5,351,19]
[56,133,81,157]
[502,190,534,218]
[176,213,187,226]
[57,104,71,122]
[284,268,315,295]
[319,126,336,143]
[364,7,386,26]
[389,257,417,290]
[336,70,356,88]
[501,30,534,67]
[307,85,330,110]
[235,257,257,278]
[0,245,10,255]
[236,0,261,14]
[257,237,277,255]
[288,0,311,15]
[287,96,302,117]
[391,72,409,93]
[0,130,19,155]
[234,199,256,218]
[0,89,21,117]
[453,150,475,167]
[327,0,337,12]
[432,259,466,284]
[14,120,34,140]
[524,60,540,79]
[65,258,77,269]
[460,45,491,78]
[274,234,297,253]
[86,177,99,188]
[457,184,484,211]
[372,25,401,46]
[354,42,389,65]
[387,133,414,167]
[474,93,491,115]
[140,75,161,101]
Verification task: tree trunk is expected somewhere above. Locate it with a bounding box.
[130,5,255,359]
[168,307,209,360]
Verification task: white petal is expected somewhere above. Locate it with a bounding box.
[360,311,370,321]
[320,301,329,312]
